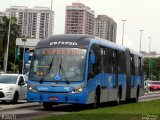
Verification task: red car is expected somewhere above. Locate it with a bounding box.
[148,81,160,91]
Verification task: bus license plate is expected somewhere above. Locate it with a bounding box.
[49,96,58,101]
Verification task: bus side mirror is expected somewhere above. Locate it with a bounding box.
[90,53,95,64]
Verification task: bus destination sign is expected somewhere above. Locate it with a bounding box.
[41,49,81,55]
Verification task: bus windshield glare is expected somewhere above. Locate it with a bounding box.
[29,48,86,82]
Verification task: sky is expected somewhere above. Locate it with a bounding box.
[1,0,160,53]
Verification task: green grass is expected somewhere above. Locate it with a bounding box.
[36,100,160,120]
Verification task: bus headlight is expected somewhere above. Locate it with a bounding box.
[72,87,83,93]
[28,85,37,92]
[77,87,83,92]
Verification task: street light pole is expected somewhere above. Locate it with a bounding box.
[22,38,26,74]
[139,30,143,52]
[51,0,53,11]
[4,13,11,73]
[148,37,151,80]
[121,20,127,46]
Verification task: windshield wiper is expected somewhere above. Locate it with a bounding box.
[39,56,54,83]
[58,58,70,84]
[39,77,44,83]
[48,56,54,74]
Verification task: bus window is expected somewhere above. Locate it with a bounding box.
[138,57,142,76]
[104,48,113,73]
[88,51,94,79]
[29,48,86,82]
[134,55,139,76]
[117,51,125,74]
[88,45,101,79]
[130,54,135,75]
[92,45,101,75]
[100,47,106,73]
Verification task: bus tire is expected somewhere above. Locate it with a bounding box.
[116,87,122,105]
[43,102,53,110]
[133,86,139,103]
[93,87,100,108]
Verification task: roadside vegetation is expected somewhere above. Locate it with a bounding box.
[36,99,160,120]
[0,16,19,72]
[144,57,160,80]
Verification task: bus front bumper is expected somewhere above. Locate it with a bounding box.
[27,91,87,104]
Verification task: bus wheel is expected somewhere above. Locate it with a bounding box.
[133,87,139,103]
[115,87,121,105]
[93,87,100,108]
[43,102,53,110]
[116,90,120,105]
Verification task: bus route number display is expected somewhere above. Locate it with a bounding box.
[41,49,81,55]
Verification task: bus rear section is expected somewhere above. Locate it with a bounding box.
[125,49,144,102]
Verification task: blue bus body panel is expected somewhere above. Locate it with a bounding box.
[28,90,87,104]
[27,73,127,104]
[118,74,126,87]
[27,80,88,104]
[36,86,74,93]
[87,73,126,89]
[131,75,142,88]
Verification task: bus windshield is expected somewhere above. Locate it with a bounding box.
[29,48,86,82]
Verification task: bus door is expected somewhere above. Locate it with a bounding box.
[113,50,118,90]
[110,49,118,101]
[88,44,102,102]
[139,57,144,95]
[100,47,106,85]
[125,49,131,99]
[100,47,109,102]
[104,48,118,101]
[130,54,137,98]
[117,50,126,100]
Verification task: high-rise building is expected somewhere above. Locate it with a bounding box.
[94,15,117,42]
[65,3,94,35]
[5,6,54,39]
[0,12,5,23]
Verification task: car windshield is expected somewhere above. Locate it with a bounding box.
[0,75,18,84]
[151,81,160,85]
[29,48,86,82]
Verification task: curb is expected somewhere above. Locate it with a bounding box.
[0,102,41,111]
[144,91,160,95]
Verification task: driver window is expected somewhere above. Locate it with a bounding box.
[88,44,101,80]
[18,77,25,85]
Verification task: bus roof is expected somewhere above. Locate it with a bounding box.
[36,34,94,48]
[94,37,126,51]
[36,34,143,57]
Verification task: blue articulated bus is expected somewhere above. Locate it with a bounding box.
[27,34,144,109]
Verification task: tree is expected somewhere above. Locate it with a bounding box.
[144,57,160,80]
[0,16,19,72]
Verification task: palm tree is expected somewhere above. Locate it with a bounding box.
[0,16,19,72]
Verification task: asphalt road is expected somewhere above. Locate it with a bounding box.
[0,92,160,120]
[139,91,160,102]
[0,104,75,120]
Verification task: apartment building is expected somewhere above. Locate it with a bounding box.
[0,12,5,23]
[94,15,117,42]
[65,3,94,35]
[5,6,54,39]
